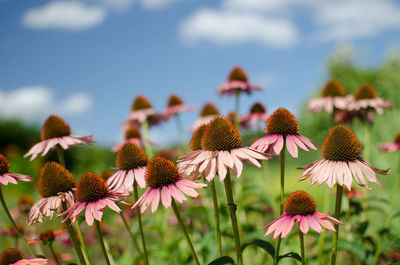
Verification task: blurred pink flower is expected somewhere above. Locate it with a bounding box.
[191,102,220,131]
[0,154,32,186]
[164,94,196,116]
[379,133,400,153]
[307,79,349,114]
[346,84,392,115]
[239,102,268,126]
[0,248,47,265]
[217,66,261,96]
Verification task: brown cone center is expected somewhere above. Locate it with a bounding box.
[265,107,299,135]
[0,154,10,174]
[75,172,108,203]
[40,115,71,140]
[321,79,346,97]
[116,143,148,170]
[228,67,248,82]
[201,116,242,151]
[132,96,152,111]
[354,84,378,100]
[200,103,219,117]
[168,95,183,107]
[250,103,266,114]
[190,125,206,151]
[37,162,75,198]
[284,191,316,216]
[0,249,23,265]
[145,157,180,189]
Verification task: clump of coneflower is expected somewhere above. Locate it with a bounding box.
[308,79,349,114]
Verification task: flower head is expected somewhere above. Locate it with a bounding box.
[380,132,400,152]
[107,142,147,191]
[347,84,392,115]
[164,94,195,116]
[24,115,94,161]
[112,125,142,152]
[0,154,32,186]
[264,191,342,239]
[28,230,68,246]
[321,79,346,97]
[179,116,269,181]
[217,67,261,96]
[60,172,128,226]
[0,248,47,265]
[251,108,317,158]
[300,125,389,190]
[133,156,207,213]
[308,79,349,114]
[239,102,268,127]
[132,95,152,111]
[191,103,220,131]
[190,125,207,151]
[100,170,114,181]
[27,162,75,225]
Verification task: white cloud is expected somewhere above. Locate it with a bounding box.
[0,86,93,121]
[22,1,107,31]
[139,0,177,10]
[179,9,298,48]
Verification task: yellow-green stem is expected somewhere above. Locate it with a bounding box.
[234,91,240,128]
[120,212,143,256]
[210,179,222,257]
[317,186,331,265]
[49,243,61,265]
[175,114,189,153]
[134,183,149,265]
[299,229,306,265]
[330,185,343,265]
[94,220,111,265]
[275,142,286,265]
[75,221,93,265]
[142,120,153,158]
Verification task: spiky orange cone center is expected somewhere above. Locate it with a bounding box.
[321,79,346,97]
[132,96,152,111]
[0,249,24,265]
[321,125,362,161]
[116,143,148,170]
[201,116,242,151]
[75,172,108,203]
[250,103,266,114]
[354,84,378,100]
[284,191,316,216]
[125,126,141,140]
[37,162,75,198]
[168,95,183,107]
[265,107,299,135]
[39,230,55,244]
[200,103,219,117]
[145,157,180,189]
[40,115,71,140]
[0,154,10,174]
[190,125,206,151]
[228,67,248,82]
[394,133,400,144]
[100,170,114,181]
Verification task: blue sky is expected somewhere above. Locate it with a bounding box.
[1,0,400,146]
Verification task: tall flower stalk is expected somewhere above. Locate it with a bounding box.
[134,183,149,265]
[210,179,222,257]
[95,220,112,265]
[274,142,286,264]
[330,185,343,265]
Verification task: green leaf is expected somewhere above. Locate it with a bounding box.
[242,239,275,258]
[278,252,302,263]
[356,221,369,235]
[208,256,235,265]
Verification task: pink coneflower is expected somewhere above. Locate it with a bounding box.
[107,142,147,192]
[347,84,392,115]
[164,94,195,116]
[112,125,142,152]
[0,154,32,186]
[217,66,261,96]
[380,133,400,153]
[191,103,220,131]
[251,108,317,158]
[27,162,75,225]
[126,95,156,124]
[28,230,68,245]
[334,109,375,124]
[343,187,363,199]
[11,195,35,220]
[133,156,207,213]
[228,112,249,129]
[239,102,268,125]
[299,125,388,190]
[264,191,342,239]
[24,115,94,161]
[60,172,128,226]
[0,248,47,265]
[179,116,270,181]
[308,79,349,114]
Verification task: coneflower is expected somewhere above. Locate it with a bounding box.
[24,115,94,161]
[133,156,207,265]
[112,125,142,152]
[191,102,220,131]
[308,79,349,114]
[0,248,47,265]
[239,102,268,126]
[264,191,342,265]
[28,230,68,265]
[348,84,392,114]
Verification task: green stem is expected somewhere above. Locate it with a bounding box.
[317,186,332,265]
[56,146,66,167]
[234,91,240,128]
[142,120,153,158]
[298,229,306,265]
[62,202,87,265]
[120,212,144,256]
[275,142,286,264]
[175,114,189,153]
[210,179,222,257]
[94,221,112,265]
[364,123,371,162]
[330,185,343,265]
[49,243,61,265]
[171,199,200,265]
[75,220,93,265]
[0,187,37,257]
[134,183,149,265]
[223,170,243,265]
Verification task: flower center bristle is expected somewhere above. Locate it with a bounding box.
[40,115,71,140]
[0,154,10,174]
[201,116,242,151]
[322,125,362,161]
[145,157,180,188]
[200,103,219,117]
[132,96,152,111]
[37,162,75,198]
[321,79,346,97]
[394,133,400,144]
[100,170,114,181]
[168,94,183,107]
[75,172,108,203]
[125,126,141,140]
[0,249,23,265]
[354,84,378,100]
[190,125,206,151]
[39,230,55,243]
[265,107,299,135]
[228,67,248,82]
[250,103,266,114]
[116,143,148,170]
[284,191,316,216]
